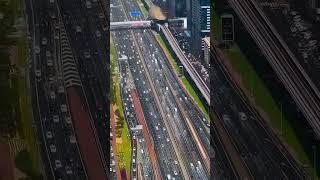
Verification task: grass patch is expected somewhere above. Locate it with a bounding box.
[15,149,42,179]
[154,33,209,119]
[137,0,148,18]
[212,11,220,36]
[115,124,131,174]
[224,44,318,179]
[110,38,132,175]
[15,29,41,174]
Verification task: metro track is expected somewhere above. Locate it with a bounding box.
[229,0,320,140]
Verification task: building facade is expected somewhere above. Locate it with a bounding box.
[189,0,210,57]
[203,37,210,67]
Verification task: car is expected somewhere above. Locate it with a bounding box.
[50,91,56,99]
[65,166,73,174]
[46,50,51,57]
[53,115,59,123]
[58,86,65,93]
[86,1,92,8]
[174,160,178,165]
[35,70,41,77]
[84,51,91,59]
[35,46,40,54]
[60,104,67,113]
[98,13,104,19]
[173,171,178,175]
[41,37,47,45]
[96,30,101,37]
[46,131,53,139]
[47,59,53,66]
[65,116,71,124]
[76,26,82,32]
[50,144,56,153]
[239,112,247,121]
[69,135,76,144]
[55,160,62,168]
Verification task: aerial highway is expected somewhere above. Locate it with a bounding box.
[24,0,110,179]
[110,0,215,179]
[24,0,89,179]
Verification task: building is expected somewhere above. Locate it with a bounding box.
[220,14,234,43]
[308,0,319,9]
[203,37,210,67]
[155,0,187,18]
[200,0,210,35]
[189,0,211,57]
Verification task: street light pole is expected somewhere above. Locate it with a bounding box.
[280,101,283,136]
[313,145,317,180]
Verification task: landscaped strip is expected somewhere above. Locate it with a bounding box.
[110,38,132,176]
[223,44,318,179]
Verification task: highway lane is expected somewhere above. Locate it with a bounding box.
[118,56,154,179]
[111,0,185,178]
[111,30,181,179]
[125,0,211,173]
[111,0,212,179]
[134,29,209,179]
[23,0,54,178]
[211,42,309,179]
[56,0,110,176]
[210,125,239,179]
[25,0,88,179]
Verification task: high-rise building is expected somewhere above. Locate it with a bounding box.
[200,0,210,35]
[189,0,210,57]
[203,37,210,67]
[308,0,319,9]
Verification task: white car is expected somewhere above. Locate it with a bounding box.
[35,46,40,54]
[55,160,62,168]
[35,70,41,77]
[53,115,59,123]
[76,26,82,33]
[69,135,76,144]
[46,131,53,139]
[60,104,67,113]
[65,116,71,124]
[65,166,73,174]
[41,37,47,45]
[58,86,65,93]
[50,145,56,153]
[50,91,56,99]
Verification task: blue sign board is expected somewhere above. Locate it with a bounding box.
[129,11,141,16]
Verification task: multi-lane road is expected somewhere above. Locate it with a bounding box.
[111,0,215,179]
[211,38,309,179]
[24,0,109,179]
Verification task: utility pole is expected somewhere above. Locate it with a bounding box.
[313,145,317,180]
[280,101,283,135]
